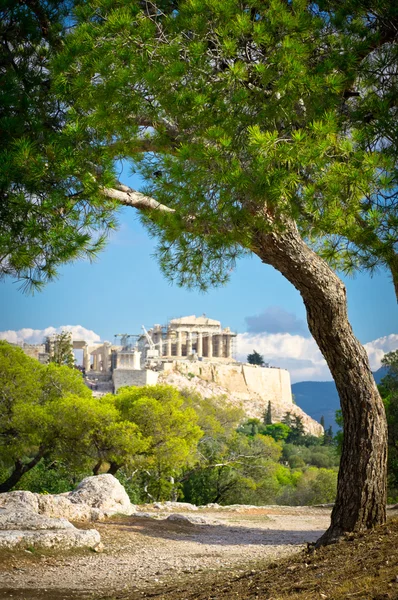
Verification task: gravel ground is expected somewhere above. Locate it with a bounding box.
[0,505,331,600]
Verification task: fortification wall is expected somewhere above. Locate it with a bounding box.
[164,361,293,406]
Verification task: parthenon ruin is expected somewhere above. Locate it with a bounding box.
[147,315,236,360]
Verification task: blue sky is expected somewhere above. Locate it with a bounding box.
[1,172,397,381]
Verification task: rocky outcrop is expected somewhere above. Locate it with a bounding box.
[0,507,100,550]
[0,475,135,551]
[159,362,323,436]
[0,474,136,522]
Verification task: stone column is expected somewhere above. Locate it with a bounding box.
[197,332,203,357]
[158,334,163,357]
[103,344,110,372]
[217,335,223,357]
[132,350,141,370]
[207,334,213,359]
[167,334,172,357]
[93,353,98,371]
[176,330,182,357]
[187,331,193,356]
[83,345,90,372]
[226,335,232,358]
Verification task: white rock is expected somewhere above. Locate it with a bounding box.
[0,508,73,531]
[166,514,210,525]
[0,475,136,523]
[152,501,198,511]
[69,474,135,515]
[0,527,100,550]
[0,490,39,513]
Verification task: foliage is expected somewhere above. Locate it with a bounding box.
[115,385,203,500]
[276,467,338,506]
[15,459,87,495]
[0,341,145,490]
[183,432,282,505]
[261,423,291,442]
[0,347,338,506]
[45,0,396,295]
[247,351,265,367]
[264,401,272,425]
[282,444,340,470]
[46,331,74,368]
[2,1,395,292]
[379,351,398,497]
[0,341,91,477]
[0,0,117,292]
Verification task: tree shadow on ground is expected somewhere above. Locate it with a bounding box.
[103,515,327,546]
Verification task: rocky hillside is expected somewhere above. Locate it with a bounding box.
[159,362,323,436]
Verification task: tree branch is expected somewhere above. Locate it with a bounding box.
[102,186,175,213]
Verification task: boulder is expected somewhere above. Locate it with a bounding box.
[166,514,209,525]
[0,507,73,531]
[0,475,135,522]
[166,513,220,525]
[0,526,100,550]
[0,490,39,513]
[0,474,138,550]
[0,508,100,550]
[69,474,134,514]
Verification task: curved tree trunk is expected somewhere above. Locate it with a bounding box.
[0,448,48,493]
[251,220,388,544]
[107,462,121,475]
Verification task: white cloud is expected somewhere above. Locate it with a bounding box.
[0,325,101,346]
[236,331,398,383]
[364,334,398,371]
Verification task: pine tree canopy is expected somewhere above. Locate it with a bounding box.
[1,0,397,293]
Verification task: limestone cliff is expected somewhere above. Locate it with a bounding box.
[159,361,323,436]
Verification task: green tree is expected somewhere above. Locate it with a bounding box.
[379,351,398,497]
[320,416,325,429]
[264,401,272,425]
[323,426,334,447]
[261,423,291,442]
[287,416,306,445]
[0,341,93,491]
[45,331,74,368]
[282,412,293,429]
[50,393,148,476]
[183,431,282,505]
[2,0,392,542]
[247,351,265,367]
[115,385,203,500]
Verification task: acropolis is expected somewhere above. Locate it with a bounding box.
[14,315,323,436]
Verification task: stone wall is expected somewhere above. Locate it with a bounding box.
[113,369,159,392]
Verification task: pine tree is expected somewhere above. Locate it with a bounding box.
[2,0,393,544]
[282,412,292,429]
[247,351,265,366]
[323,426,334,447]
[264,401,272,426]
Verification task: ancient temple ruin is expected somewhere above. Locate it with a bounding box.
[147,315,236,360]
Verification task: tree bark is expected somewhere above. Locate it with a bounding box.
[0,448,48,493]
[251,220,388,544]
[107,462,121,475]
[92,460,102,476]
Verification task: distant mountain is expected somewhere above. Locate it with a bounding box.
[292,367,389,432]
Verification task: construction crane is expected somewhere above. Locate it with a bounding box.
[141,326,160,366]
[114,334,137,350]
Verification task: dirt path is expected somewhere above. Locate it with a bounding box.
[0,506,331,600]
